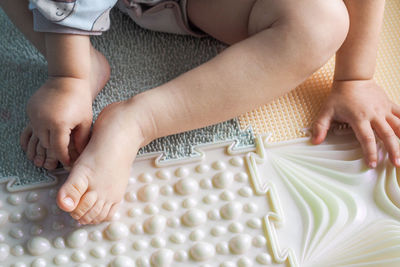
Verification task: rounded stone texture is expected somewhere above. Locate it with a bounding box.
[124,191,136,202]
[182,209,207,227]
[66,229,88,248]
[247,218,262,229]
[162,200,178,211]
[220,261,235,267]
[199,179,212,190]
[167,217,180,228]
[238,257,253,267]
[219,191,235,201]
[190,242,215,261]
[175,178,199,195]
[243,203,258,213]
[71,251,86,262]
[189,229,205,241]
[220,202,242,220]
[256,253,272,265]
[90,247,106,258]
[229,234,252,254]
[111,243,126,255]
[89,230,103,242]
[133,240,148,251]
[136,257,150,267]
[11,263,26,267]
[9,213,22,223]
[24,203,48,221]
[127,208,142,218]
[137,184,159,202]
[151,237,166,248]
[150,249,174,267]
[252,235,267,248]
[111,256,134,267]
[212,160,226,170]
[175,167,189,177]
[9,228,24,239]
[207,210,220,221]
[11,245,24,256]
[31,258,47,267]
[27,237,50,256]
[212,172,233,189]
[182,198,197,209]
[53,237,65,249]
[160,185,173,196]
[216,242,229,255]
[0,210,8,226]
[0,243,9,261]
[138,173,153,183]
[156,170,171,180]
[53,254,69,265]
[228,222,244,233]
[7,195,21,206]
[238,187,253,198]
[229,157,244,167]
[144,203,159,215]
[174,250,188,262]
[26,192,40,203]
[195,164,210,173]
[169,233,186,244]
[105,222,129,241]
[202,195,218,204]
[144,215,166,234]
[211,226,226,237]
[235,172,248,183]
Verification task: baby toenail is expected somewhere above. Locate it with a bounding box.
[63,197,74,208]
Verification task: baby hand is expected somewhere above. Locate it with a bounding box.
[312,79,400,168]
[26,77,93,167]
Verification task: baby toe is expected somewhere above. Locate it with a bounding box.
[27,135,39,161]
[92,202,112,224]
[20,125,32,152]
[34,144,46,167]
[57,166,90,212]
[70,191,98,220]
[44,149,58,170]
[79,199,105,225]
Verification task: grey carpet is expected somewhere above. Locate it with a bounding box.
[0,8,254,191]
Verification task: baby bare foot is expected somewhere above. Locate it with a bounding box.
[20,47,110,169]
[56,101,148,224]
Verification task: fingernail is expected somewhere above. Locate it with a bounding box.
[63,197,74,208]
[396,158,400,167]
[369,161,377,168]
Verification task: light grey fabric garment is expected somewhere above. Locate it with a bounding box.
[0,8,254,191]
[29,0,117,33]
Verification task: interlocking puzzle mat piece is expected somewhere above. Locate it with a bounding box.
[249,132,400,266]
[0,131,399,266]
[0,9,254,190]
[239,0,400,142]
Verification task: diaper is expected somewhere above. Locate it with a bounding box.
[117,0,205,37]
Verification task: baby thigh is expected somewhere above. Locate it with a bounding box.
[187,0,350,65]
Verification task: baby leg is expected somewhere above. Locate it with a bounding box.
[56,0,350,224]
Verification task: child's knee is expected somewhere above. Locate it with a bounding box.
[249,0,349,67]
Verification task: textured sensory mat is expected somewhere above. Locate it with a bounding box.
[0,131,399,266]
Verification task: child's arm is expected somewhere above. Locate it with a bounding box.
[312,0,400,168]
[27,33,93,166]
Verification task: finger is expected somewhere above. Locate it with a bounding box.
[20,125,33,152]
[392,103,400,118]
[50,128,71,167]
[312,108,333,145]
[73,121,92,154]
[36,129,50,149]
[27,135,39,161]
[351,121,377,168]
[34,142,46,167]
[387,114,400,139]
[372,119,400,167]
[44,148,58,170]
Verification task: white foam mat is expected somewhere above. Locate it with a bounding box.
[0,131,399,267]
